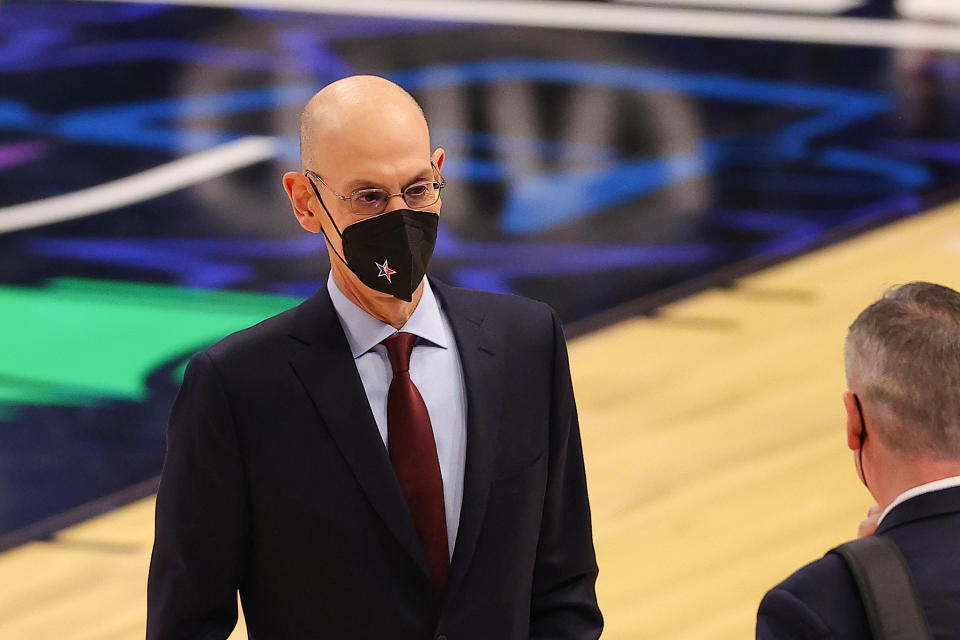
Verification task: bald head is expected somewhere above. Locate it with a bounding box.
[299,75,428,171]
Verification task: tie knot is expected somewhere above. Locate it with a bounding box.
[382,331,417,373]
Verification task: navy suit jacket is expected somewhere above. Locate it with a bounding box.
[757,485,960,639]
[147,279,602,640]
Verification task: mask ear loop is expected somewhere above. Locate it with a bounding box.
[305,172,349,267]
[853,393,869,489]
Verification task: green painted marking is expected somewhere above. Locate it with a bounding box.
[171,358,190,385]
[0,378,108,408]
[0,278,303,420]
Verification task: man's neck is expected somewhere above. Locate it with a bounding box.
[873,456,960,511]
[331,263,423,329]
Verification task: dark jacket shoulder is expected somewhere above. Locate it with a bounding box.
[202,301,301,369]
[758,551,869,639]
[431,279,561,350]
[758,487,960,640]
[432,279,556,320]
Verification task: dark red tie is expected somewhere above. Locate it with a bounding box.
[382,331,449,589]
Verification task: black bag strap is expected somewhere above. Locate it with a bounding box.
[828,536,933,640]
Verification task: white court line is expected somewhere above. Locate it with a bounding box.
[898,0,960,22]
[77,0,960,51]
[0,136,278,234]
[615,0,864,14]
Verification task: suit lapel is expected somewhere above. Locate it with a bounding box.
[432,281,505,600]
[287,287,430,580]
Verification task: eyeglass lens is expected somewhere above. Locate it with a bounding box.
[350,182,441,215]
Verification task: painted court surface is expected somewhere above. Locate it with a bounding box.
[1,0,959,637]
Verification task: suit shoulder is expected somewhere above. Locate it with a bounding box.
[759,551,869,639]
[775,552,852,595]
[201,301,301,366]
[437,284,562,353]
[435,281,557,323]
[757,583,832,640]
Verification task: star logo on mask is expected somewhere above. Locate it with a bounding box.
[376,259,397,283]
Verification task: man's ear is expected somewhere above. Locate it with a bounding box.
[844,392,864,451]
[431,147,445,172]
[282,172,322,234]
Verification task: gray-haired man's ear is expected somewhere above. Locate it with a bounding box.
[844,392,864,452]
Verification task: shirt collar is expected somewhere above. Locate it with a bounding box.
[327,273,449,358]
[878,474,960,525]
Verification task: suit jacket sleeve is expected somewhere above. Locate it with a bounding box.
[147,351,249,640]
[529,309,603,639]
[756,586,833,640]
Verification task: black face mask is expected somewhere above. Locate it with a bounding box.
[308,179,439,303]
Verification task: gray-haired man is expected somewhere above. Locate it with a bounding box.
[757,282,960,639]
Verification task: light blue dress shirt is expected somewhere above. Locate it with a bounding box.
[327,274,467,557]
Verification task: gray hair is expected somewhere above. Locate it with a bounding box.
[845,282,960,458]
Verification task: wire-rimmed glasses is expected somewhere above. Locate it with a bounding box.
[305,166,445,216]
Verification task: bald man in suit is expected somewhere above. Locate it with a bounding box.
[147,76,603,640]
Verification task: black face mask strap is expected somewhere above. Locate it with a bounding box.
[854,393,869,489]
[305,172,348,267]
